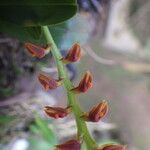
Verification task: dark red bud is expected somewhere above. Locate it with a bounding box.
[82,100,108,122]
[61,43,81,64]
[44,106,71,119]
[25,42,50,58]
[38,74,62,91]
[56,139,81,150]
[96,144,126,150]
[71,71,92,94]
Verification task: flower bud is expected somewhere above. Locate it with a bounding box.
[61,43,81,64]
[96,144,126,150]
[82,100,108,122]
[24,42,50,58]
[71,71,92,94]
[56,139,81,150]
[38,74,62,91]
[44,106,71,119]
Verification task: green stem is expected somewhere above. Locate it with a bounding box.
[42,26,97,150]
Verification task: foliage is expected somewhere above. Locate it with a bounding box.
[0,115,15,124]
[0,0,77,42]
[29,115,57,150]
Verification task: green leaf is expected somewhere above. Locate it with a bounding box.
[0,20,69,44]
[0,86,14,97]
[30,124,40,134]
[33,115,57,144]
[0,1,77,42]
[0,0,77,26]
[28,138,54,150]
[0,20,43,42]
[0,116,15,124]
[49,22,68,46]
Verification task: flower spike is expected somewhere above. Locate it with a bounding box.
[96,144,127,150]
[25,42,51,58]
[82,100,108,122]
[38,74,62,91]
[71,71,92,94]
[61,43,81,64]
[55,139,81,150]
[44,106,71,119]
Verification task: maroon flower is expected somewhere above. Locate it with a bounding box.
[61,43,81,64]
[38,74,62,91]
[25,42,50,58]
[82,100,108,122]
[56,139,81,150]
[71,71,92,94]
[96,144,126,150]
[44,106,71,119]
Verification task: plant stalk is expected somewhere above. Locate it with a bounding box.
[42,26,97,150]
